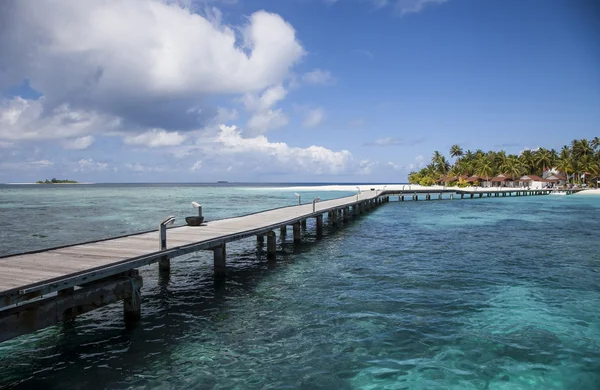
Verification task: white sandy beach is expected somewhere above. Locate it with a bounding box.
[574,189,600,195]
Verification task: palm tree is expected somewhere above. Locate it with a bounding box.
[475,156,494,179]
[572,139,593,158]
[450,144,463,158]
[519,150,536,174]
[436,156,451,175]
[504,157,524,181]
[534,148,553,175]
[555,156,572,185]
[592,137,600,152]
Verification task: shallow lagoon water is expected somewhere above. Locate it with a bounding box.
[0,184,599,389]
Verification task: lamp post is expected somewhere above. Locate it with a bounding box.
[312,197,320,212]
[186,201,204,226]
[295,193,301,205]
[356,186,360,201]
[159,216,176,250]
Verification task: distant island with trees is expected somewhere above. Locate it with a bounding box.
[36,178,79,184]
[408,137,600,187]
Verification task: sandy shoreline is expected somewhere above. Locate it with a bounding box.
[574,189,600,195]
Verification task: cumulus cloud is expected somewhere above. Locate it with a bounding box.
[0,0,305,132]
[302,69,335,85]
[124,129,187,147]
[63,136,95,150]
[76,158,109,172]
[302,108,325,128]
[244,84,289,134]
[214,124,352,174]
[0,97,116,141]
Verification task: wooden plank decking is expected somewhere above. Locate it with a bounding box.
[0,190,381,308]
[0,186,559,342]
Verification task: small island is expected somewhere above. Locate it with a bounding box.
[36,178,79,184]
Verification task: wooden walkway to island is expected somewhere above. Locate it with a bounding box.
[0,187,558,342]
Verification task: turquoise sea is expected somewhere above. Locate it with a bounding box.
[0,183,599,389]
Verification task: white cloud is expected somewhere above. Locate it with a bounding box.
[0,141,14,148]
[408,154,425,170]
[388,161,404,171]
[190,160,203,171]
[302,69,334,85]
[0,97,115,141]
[368,0,447,14]
[244,84,289,134]
[214,124,352,174]
[395,0,448,15]
[124,129,187,147]
[31,160,54,167]
[0,1,305,131]
[63,136,95,150]
[358,159,377,174]
[76,158,108,172]
[247,110,289,133]
[365,137,401,146]
[125,163,166,173]
[302,108,325,128]
[0,159,54,170]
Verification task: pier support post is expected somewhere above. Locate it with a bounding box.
[479,193,483,198]
[352,205,358,216]
[213,243,227,278]
[426,194,431,201]
[343,207,349,221]
[450,194,454,200]
[257,235,264,245]
[461,194,464,199]
[280,225,287,236]
[315,214,323,238]
[267,231,276,260]
[301,219,307,229]
[123,270,142,329]
[293,222,302,244]
[503,192,506,197]
[331,210,338,226]
[438,194,442,200]
[159,256,170,273]
[470,193,474,199]
[359,203,364,214]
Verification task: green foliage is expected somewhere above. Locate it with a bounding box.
[419,176,436,186]
[410,138,600,186]
[36,178,79,184]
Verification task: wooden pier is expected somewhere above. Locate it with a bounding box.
[0,187,554,342]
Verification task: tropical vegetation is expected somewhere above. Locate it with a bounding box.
[36,178,79,184]
[408,138,600,187]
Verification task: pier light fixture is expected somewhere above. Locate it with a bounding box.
[187,201,204,226]
[191,201,203,216]
[356,186,361,201]
[159,216,176,250]
[295,193,301,205]
[312,197,321,212]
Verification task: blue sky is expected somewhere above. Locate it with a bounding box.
[0,0,598,183]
